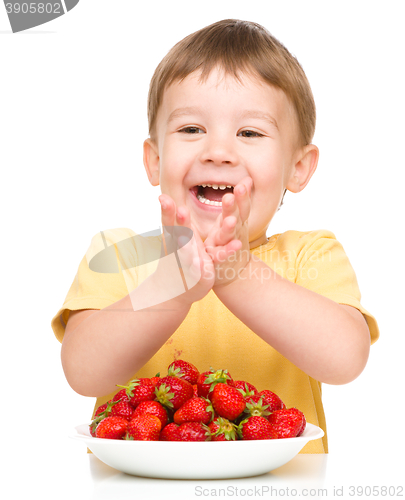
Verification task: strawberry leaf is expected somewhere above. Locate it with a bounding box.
[154,384,175,409]
[116,379,141,399]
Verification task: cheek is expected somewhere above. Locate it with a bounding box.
[254,166,284,193]
[251,146,284,178]
[250,168,285,217]
[159,161,188,195]
[162,141,193,169]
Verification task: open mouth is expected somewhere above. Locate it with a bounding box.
[191,184,234,207]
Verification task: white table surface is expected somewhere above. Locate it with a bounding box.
[7,432,402,500]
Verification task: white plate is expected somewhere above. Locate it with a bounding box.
[70,422,324,479]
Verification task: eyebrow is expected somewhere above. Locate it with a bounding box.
[167,107,279,130]
[167,107,201,124]
[238,110,279,130]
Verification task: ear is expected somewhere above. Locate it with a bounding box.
[286,144,319,193]
[143,138,160,186]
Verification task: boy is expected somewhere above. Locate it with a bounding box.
[52,19,379,453]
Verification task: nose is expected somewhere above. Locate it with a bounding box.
[200,133,239,166]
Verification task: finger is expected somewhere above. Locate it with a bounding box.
[205,218,238,259]
[233,177,252,222]
[175,206,195,267]
[203,196,237,250]
[203,212,236,254]
[177,218,204,270]
[209,239,242,264]
[159,195,179,258]
[213,215,238,247]
[176,205,191,228]
[189,222,214,281]
[159,194,176,228]
[221,192,238,220]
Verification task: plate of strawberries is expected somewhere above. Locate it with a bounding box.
[70,360,324,479]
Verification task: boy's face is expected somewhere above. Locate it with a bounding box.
[144,67,317,247]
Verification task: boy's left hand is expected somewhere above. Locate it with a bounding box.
[204,177,252,287]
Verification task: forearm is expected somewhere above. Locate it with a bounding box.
[61,277,190,397]
[213,257,370,384]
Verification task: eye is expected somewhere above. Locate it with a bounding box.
[238,130,263,138]
[178,126,205,134]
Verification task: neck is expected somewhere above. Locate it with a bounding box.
[249,234,268,249]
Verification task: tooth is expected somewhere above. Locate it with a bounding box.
[197,192,222,206]
[227,185,232,188]
[201,184,207,187]
[212,184,218,189]
[219,185,226,190]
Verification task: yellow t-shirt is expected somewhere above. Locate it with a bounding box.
[51,228,379,453]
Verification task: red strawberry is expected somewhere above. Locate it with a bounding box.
[196,369,234,399]
[160,422,182,441]
[283,407,306,436]
[168,360,200,385]
[116,378,156,408]
[90,403,108,435]
[95,416,128,439]
[111,400,135,420]
[233,380,258,397]
[295,413,306,436]
[238,416,278,440]
[93,400,119,419]
[126,414,161,441]
[159,422,181,441]
[267,408,306,438]
[173,397,214,425]
[178,422,211,441]
[150,373,161,387]
[112,389,130,403]
[192,384,198,397]
[132,400,168,428]
[208,417,238,441]
[154,375,194,410]
[94,402,108,417]
[211,383,246,421]
[196,371,212,398]
[258,390,285,412]
[89,399,121,436]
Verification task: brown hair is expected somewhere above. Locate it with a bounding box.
[147,19,316,147]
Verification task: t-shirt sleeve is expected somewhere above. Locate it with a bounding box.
[294,230,379,344]
[50,229,133,344]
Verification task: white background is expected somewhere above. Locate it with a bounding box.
[1,1,404,498]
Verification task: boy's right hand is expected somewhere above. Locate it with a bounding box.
[152,194,215,307]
